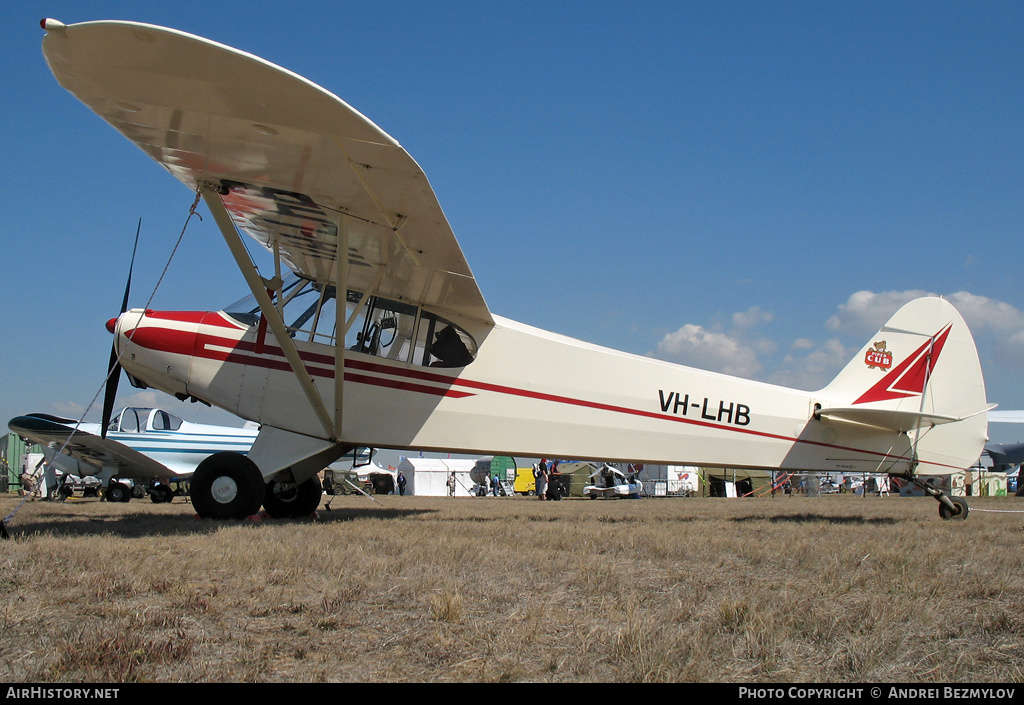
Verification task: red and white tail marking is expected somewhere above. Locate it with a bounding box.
[853,324,951,405]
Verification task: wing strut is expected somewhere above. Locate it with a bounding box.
[334,214,348,439]
[200,184,336,440]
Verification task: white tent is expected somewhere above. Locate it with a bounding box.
[667,465,700,495]
[397,457,476,496]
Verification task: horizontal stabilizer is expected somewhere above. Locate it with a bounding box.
[817,404,995,434]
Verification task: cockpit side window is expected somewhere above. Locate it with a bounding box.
[428,323,475,367]
[151,410,183,431]
[350,298,476,367]
[223,278,477,368]
[350,297,418,362]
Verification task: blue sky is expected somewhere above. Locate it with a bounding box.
[3,1,1023,446]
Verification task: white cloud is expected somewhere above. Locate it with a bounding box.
[827,289,1024,337]
[824,289,1024,370]
[768,338,852,391]
[650,303,779,378]
[825,290,930,335]
[649,290,1024,393]
[120,391,159,409]
[650,323,763,378]
[48,390,160,423]
[51,401,86,420]
[732,306,773,329]
[945,292,1024,334]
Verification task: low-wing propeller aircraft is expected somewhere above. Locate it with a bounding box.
[39,18,992,520]
[9,407,258,503]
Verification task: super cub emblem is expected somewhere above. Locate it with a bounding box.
[865,341,893,371]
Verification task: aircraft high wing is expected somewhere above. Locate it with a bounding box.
[987,410,1024,425]
[9,407,257,503]
[41,19,490,329]
[40,19,993,521]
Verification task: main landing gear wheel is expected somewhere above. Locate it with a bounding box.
[106,482,131,503]
[191,452,264,519]
[149,484,174,504]
[938,496,969,521]
[263,475,323,519]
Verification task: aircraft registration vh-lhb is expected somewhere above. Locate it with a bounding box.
[39,19,992,520]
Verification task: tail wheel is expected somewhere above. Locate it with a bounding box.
[263,475,323,519]
[191,452,264,519]
[938,496,970,520]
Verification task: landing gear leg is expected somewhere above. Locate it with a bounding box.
[900,474,969,521]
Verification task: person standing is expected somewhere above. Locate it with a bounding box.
[547,461,561,500]
[535,458,549,501]
[397,471,407,496]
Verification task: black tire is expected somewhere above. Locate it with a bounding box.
[938,496,969,520]
[149,484,173,504]
[191,452,265,519]
[106,482,130,503]
[263,475,323,519]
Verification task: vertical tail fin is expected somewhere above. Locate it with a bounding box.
[818,297,990,474]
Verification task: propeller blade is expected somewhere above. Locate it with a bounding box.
[100,351,121,440]
[101,220,141,439]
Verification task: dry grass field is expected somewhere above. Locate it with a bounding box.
[1,491,1023,683]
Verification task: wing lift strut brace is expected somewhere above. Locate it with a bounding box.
[200,183,344,442]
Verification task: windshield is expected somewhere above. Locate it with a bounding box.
[109,407,183,433]
[223,273,304,326]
